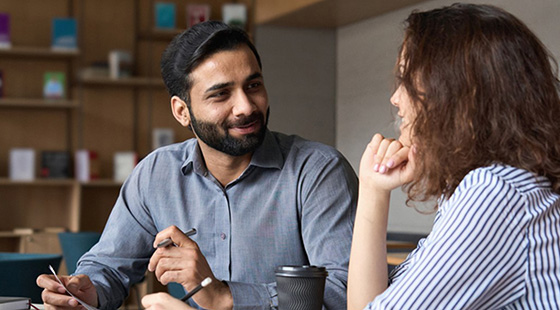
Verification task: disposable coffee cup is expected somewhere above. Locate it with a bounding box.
[275,265,328,310]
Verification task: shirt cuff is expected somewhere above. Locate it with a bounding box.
[226,280,277,310]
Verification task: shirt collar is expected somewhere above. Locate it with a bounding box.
[181,129,283,176]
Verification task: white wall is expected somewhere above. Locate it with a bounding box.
[336,0,560,233]
[254,0,560,234]
[255,26,337,146]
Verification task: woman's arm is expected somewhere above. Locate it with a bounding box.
[348,134,415,310]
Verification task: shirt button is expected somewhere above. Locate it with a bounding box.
[220,233,227,240]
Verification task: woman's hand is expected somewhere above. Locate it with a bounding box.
[359,133,416,192]
[142,292,196,310]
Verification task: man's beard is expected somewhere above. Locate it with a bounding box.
[189,108,269,156]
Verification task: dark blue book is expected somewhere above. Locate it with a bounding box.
[51,17,77,50]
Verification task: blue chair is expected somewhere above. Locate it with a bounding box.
[0,252,63,303]
[58,231,101,274]
[168,282,185,298]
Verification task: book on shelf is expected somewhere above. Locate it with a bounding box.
[222,3,247,30]
[108,50,133,79]
[186,4,210,28]
[0,12,11,48]
[154,2,176,29]
[43,71,66,99]
[40,151,71,179]
[114,151,137,182]
[152,128,174,150]
[0,296,31,310]
[9,148,35,181]
[12,227,36,235]
[80,62,109,79]
[0,70,4,98]
[75,149,100,182]
[51,17,78,51]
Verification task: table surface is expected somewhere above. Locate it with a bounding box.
[387,252,409,265]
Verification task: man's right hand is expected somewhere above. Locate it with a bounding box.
[149,225,233,310]
[36,274,98,309]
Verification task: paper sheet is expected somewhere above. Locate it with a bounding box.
[48,265,99,310]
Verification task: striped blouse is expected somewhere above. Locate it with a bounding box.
[366,164,560,309]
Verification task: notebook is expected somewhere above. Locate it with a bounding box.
[0,297,30,310]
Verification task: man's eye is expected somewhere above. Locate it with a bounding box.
[210,91,227,98]
[247,82,261,89]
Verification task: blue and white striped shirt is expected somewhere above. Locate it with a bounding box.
[367,164,560,309]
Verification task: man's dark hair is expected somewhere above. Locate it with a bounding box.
[160,21,262,106]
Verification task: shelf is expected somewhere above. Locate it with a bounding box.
[80,179,122,187]
[255,0,428,28]
[138,28,184,41]
[0,178,122,187]
[0,98,79,109]
[0,178,76,186]
[0,46,80,59]
[80,76,165,88]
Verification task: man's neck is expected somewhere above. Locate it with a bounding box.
[198,142,253,187]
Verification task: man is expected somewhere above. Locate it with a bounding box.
[37,21,357,309]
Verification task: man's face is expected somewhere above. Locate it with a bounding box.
[187,45,269,156]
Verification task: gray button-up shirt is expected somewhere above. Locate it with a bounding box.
[77,130,358,309]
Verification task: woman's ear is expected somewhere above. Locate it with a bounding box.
[171,96,190,127]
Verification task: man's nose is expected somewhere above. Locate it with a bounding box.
[232,90,256,116]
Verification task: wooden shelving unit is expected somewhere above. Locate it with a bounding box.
[0,0,254,254]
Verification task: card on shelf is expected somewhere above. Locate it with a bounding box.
[222,3,247,30]
[75,149,100,182]
[155,2,176,29]
[0,12,11,48]
[43,71,66,99]
[187,4,210,28]
[51,17,77,51]
[9,148,35,181]
[108,50,133,79]
[114,151,137,182]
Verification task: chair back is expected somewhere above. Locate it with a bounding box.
[168,282,185,298]
[0,252,63,303]
[58,231,101,274]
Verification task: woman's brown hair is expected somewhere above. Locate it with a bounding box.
[398,3,560,204]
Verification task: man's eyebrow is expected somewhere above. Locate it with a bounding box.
[246,72,262,81]
[205,82,234,94]
[204,72,262,94]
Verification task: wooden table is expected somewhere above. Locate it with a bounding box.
[387,252,409,265]
[386,240,416,250]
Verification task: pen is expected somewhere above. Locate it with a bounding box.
[157,228,197,248]
[181,277,212,302]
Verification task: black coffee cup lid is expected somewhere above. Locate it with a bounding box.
[275,265,328,278]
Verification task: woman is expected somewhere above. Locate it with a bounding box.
[348,3,560,310]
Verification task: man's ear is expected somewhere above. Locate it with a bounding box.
[171,96,191,127]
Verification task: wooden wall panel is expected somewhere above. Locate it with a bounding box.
[81,88,135,178]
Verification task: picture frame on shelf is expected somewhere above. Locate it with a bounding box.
[186,4,210,28]
[43,71,66,99]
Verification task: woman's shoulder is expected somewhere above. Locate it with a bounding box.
[460,164,551,195]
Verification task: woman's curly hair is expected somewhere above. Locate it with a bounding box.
[398,3,560,205]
